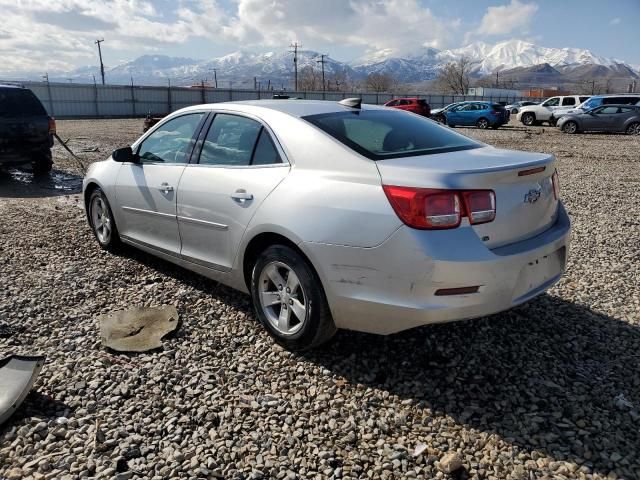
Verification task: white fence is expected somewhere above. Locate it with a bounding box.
[10,81,539,118]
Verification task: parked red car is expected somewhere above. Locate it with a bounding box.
[384,98,431,117]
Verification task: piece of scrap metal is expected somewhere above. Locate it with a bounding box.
[99,305,179,352]
[0,355,46,425]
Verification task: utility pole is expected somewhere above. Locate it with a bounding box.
[289,42,302,90]
[95,38,105,85]
[495,70,499,88]
[213,69,218,88]
[316,54,328,91]
[254,76,257,90]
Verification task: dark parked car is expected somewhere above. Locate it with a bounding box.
[445,101,510,129]
[557,104,640,135]
[0,85,55,174]
[384,98,431,117]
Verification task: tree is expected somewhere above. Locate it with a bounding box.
[365,72,394,93]
[298,66,322,91]
[435,57,473,94]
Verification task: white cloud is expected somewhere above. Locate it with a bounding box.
[609,17,621,25]
[476,0,538,36]
[0,0,462,74]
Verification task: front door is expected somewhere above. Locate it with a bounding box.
[177,113,290,270]
[115,112,206,255]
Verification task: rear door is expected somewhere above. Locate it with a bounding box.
[114,112,206,255]
[177,112,290,271]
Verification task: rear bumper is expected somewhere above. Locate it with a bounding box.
[302,203,571,334]
[0,142,52,165]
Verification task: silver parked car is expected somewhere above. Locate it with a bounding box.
[557,104,640,134]
[83,100,571,350]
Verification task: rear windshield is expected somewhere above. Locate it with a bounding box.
[0,88,47,117]
[303,109,482,160]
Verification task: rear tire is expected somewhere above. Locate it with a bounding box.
[562,121,579,134]
[626,122,640,135]
[32,153,53,176]
[476,118,490,129]
[88,187,122,252]
[250,245,336,351]
[521,113,535,126]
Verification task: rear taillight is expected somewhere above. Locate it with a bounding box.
[462,190,496,224]
[383,186,496,230]
[551,170,560,199]
[48,117,56,134]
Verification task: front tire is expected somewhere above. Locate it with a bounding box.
[626,122,640,135]
[521,113,535,126]
[476,118,489,129]
[562,121,579,134]
[88,187,121,252]
[251,245,336,351]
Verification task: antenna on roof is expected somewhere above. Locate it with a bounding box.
[339,97,362,109]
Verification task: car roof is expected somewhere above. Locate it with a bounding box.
[182,99,388,118]
[589,93,640,98]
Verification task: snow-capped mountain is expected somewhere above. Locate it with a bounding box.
[42,40,636,88]
[434,40,623,75]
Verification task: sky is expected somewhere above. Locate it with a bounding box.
[0,0,638,74]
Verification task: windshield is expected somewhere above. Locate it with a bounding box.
[0,88,47,117]
[580,98,600,110]
[303,109,482,160]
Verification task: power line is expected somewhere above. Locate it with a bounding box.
[316,54,328,91]
[95,39,105,85]
[289,42,302,90]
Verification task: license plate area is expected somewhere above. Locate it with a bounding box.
[512,247,566,300]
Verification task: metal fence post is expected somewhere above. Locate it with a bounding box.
[168,80,172,113]
[130,82,136,116]
[94,82,99,117]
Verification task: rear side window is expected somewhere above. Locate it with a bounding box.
[561,98,576,106]
[303,109,482,160]
[0,88,47,117]
[579,96,590,103]
[252,129,282,165]
[200,114,261,166]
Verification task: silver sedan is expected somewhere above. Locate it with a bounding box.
[83,99,571,350]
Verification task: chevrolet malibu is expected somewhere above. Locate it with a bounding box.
[83,99,570,350]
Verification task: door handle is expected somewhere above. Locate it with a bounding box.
[231,189,253,203]
[159,182,174,194]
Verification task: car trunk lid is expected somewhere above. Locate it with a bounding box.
[376,146,559,248]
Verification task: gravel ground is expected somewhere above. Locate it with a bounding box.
[1,118,639,480]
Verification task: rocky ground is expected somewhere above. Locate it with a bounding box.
[0,118,639,480]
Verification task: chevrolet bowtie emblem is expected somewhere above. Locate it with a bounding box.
[524,188,542,204]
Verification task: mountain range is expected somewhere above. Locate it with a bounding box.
[42,40,639,90]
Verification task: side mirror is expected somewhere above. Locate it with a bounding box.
[112,146,138,163]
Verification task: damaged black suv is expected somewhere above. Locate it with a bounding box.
[0,84,55,175]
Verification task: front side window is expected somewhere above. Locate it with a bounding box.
[597,106,621,114]
[543,97,560,107]
[137,113,204,164]
[303,109,482,160]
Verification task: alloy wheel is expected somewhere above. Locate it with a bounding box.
[563,122,577,134]
[258,261,307,335]
[477,118,489,129]
[91,195,112,244]
[627,123,640,135]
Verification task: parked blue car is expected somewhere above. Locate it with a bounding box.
[444,101,510,129]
